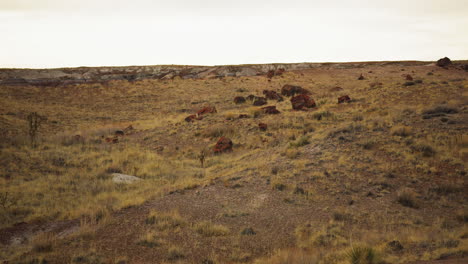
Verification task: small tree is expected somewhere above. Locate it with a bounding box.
[27,112,46,148]
[198,149,206,168]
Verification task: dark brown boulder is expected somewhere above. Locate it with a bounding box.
[115,130,124,136]
[436,57,452,67]
[262,106,281,114]
[197,106,217,116]
[234,96,246,104]
[246,94,256,101]
[253,97,267,106]
[214,137,233,154]
[358,74,365,80]
[338,95,351,104]
[405,74,413,81]
[263,90,284,101]
[238,114,249,119]
[290,94,316,110]
[259,123,268,131]
[281,85,310,97]
[266,70,275,79]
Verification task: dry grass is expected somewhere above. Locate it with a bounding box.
[0,62,467,263]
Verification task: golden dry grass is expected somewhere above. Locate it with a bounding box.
[0,62,467,263]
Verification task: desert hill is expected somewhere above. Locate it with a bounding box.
[0,59,467,264]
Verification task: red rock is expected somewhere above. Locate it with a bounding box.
[263,90,284,101]
[358,74,365,80]
[338,95,351,104]
[234,96,246,104]
[197,106,217,116]
[185,114,203,122]
[281,84,310,96]
[253,97,267,106]
[436,57,452,67]
[213,137,233,154]
[105,137,113,143]
[266,70,275,79]
[262,106,281,114]
[259,123,268,131]
[405,74,413,81]
[112,138,119,144]
[291,94,316,110]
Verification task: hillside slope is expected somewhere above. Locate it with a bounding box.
[0,61,467,263]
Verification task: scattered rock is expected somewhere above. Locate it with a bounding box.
[405,74,413,81]
[403,81,415,86]
[263,90,283,101]
[234,96,246,104]
[197,106,217,116]
[238,114,249,119]
[112,173,142,184]
[387,240,404,251]
[258,123,267,131]
[115,130,124,136]
[253,97,267,106]
[266,70,275,79]
[436,57,452,67]
[358,74,365,80]
[241,227,256,235]
[246,94,256,101]
[338,95,351,104]
[291,94,316,110]
[214,137,233,154]
[281,84,310,97]
[185,114,202,122]
[262,106,280,114]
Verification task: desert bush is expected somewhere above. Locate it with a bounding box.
[194,221,230,237]
[145,210,185,230]
[411,143,436,157]
[397,190,419,209]
[202,124,236,138]
[167,246,185,260]
[347,246,379,264]
[391,125,412,137]
[290,136,310,148]
[312,111,334,121]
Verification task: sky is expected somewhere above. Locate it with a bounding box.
[0,0,467,68]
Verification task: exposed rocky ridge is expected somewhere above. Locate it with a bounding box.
[0,61,442,86]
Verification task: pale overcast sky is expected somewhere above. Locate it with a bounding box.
[0,0,467,68]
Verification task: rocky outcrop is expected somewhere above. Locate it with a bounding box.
[263,90,283,101]
[262,106,280,114]
[338,95,351,104]
[291,95,316,110]
[214,137,233,154]
[436,57,452,67]
[281,85,310,97]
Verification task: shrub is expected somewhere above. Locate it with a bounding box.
[290,136,310,148]
[194,221,229,237]
[397,190,419,209]
[391,126,412,137]
[347,246,379,264]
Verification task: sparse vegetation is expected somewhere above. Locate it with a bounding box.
[1,62,466,263]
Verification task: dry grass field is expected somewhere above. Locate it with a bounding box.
[0,61,467,264]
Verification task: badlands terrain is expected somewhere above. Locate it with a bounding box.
[0,59,467,264]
